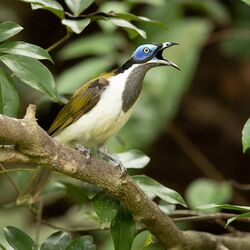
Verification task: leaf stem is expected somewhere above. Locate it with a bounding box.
[0,168,32,174]
[0,163,20,194]
[35,200,43,244]
[0,243,7,250]
[46,31,72,53]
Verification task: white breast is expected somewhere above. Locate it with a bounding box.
[54,66,138,147]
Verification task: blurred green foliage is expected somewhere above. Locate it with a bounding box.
[242,118,250,153]
[185,178,233,212]
[198,203,250,227]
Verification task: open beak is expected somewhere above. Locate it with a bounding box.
[154,42,180,70]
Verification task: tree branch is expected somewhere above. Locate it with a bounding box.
[0,105,184,249]
[1,105,250,250]
[183,231,250,250]
[171,210,250,223]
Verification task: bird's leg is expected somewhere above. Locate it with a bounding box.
[72,142,91,161]
[97,146,127,176]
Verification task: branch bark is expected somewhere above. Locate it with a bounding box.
[0,105,184,249]
[1,105,250,250]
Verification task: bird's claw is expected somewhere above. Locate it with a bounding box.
[113,160,127,177]
[73,143,91,162]
[96,150,127,177]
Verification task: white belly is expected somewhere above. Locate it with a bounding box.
[54,72,136,147]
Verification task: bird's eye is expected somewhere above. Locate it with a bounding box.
[143,47,150,53]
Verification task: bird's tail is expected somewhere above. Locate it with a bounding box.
[17,166,54,205]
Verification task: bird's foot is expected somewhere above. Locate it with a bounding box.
[97,151,127,177]
[73,143,91,161]
[113,159,127,177]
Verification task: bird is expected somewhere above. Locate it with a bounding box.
[17,42,179,205]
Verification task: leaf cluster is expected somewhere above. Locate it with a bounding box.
[0,22,56,117]
[4,227,95,250]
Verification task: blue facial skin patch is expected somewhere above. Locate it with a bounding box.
[133,44,158,62]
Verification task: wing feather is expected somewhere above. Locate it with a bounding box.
[48,76,110,135]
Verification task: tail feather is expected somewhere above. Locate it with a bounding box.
[17,167,54,205]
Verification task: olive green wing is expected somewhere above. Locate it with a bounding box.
[48,77,110,136]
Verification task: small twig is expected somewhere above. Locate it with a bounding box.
[35,200,43,244]
[0,168,32,174]
[0,243,7,250]
[171,210,250,223]
[216,244,230,250]
[206,28,250,46]
[230,180,250,191]
[46,32,72,52]
[31,208,108,232]
[0,163,20,194]
[30,204,104,232]
[24,104,36,120]
[215,219,238,234]
[39,220,108,232]
[167,124,249,205]
[167,124,224,180]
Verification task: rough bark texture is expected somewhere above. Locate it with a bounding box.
[1,105,250,250]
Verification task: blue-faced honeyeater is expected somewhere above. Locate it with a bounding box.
[17,42,179,205]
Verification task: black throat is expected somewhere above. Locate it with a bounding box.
[114,58,134,74]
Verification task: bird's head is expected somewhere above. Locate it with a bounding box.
[115,42,179,74]
[132,42,179,70]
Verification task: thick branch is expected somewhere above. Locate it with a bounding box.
[182,231,250,250]
[2,106,250,250]
[0,105,184,249]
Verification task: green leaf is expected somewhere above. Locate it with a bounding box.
[0,41,53,62]
[108,18,146,39]
[0,22,23,43]
[92,191,119,225]
[226,211,250,227]
[113,150,150,169]
[181,0,230,24]
[198,203,250,212]
[57,56,113,94]
[62,18,90,34]
[41,231,71,250]
[98,1,129,14]
[111,206,135,250]
[185,178,233,211]
[60,181,88,204]
[113,12,166,29]
[65,0,94,16]
[66,235,96,250]
[242,118,250,153]
[241,0,250,5]
[132,231,156,250]
[132,175,186,207]
[0,67,19,117]
[81,182,101,199]
[58,33,124,60]
[158,200,176,215]
[4,226,36,250]
[0,54,57,100]
[21,0,64,19]
[143,233,154,248]
[126,0,164,5]
[31,3,43,10]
